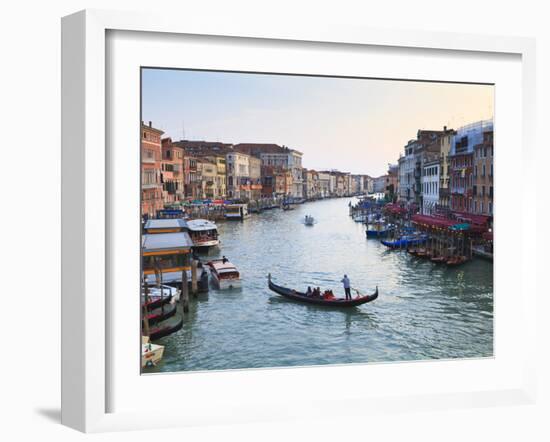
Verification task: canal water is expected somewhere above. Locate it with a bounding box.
[146,197,493,373]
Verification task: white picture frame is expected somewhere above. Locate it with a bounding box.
[61,9,537,433]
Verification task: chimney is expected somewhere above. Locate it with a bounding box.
[444,125,447,131]
[148,121,152,128]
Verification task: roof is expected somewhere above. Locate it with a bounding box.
[144,219,187,230]
[142,232,194,252]
[186,219,218,231]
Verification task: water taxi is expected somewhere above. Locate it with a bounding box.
[186,219,220,250]
[224,204,250,220]
[207,258,242,290]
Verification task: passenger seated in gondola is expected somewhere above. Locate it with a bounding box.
[312,287,321,297]
[306,286,313,296]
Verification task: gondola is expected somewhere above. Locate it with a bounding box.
[267,274,378,307]
[148,314,184,341]
[143,302,177,326]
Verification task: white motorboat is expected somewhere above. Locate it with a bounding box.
[207,258,242,290]
[186,218,220,249]
[141,336,165,368]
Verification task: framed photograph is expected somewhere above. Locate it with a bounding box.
[62,9,537,432]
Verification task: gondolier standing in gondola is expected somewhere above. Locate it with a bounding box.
[341,274,352,300]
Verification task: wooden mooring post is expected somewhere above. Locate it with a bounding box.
[191,259,198,296]
[181,267,189,313]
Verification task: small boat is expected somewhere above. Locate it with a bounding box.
[446,255,468,266]
[148,314,184,341]
[304,215,315,226]
[365,222,393,238]
[381,234,428,249]
[141,336,165,368]
[224,204,250,220]
[143,302,177,326]
[141,284,177,309]
[267,274,378,307]
[207,258,242,290]
[186,219,219,250]
[430,256,447,264]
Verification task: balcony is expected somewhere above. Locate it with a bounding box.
[142,156,156,164]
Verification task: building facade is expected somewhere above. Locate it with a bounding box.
[422,158,440,214]
[161,138,185,205]
[472,130,494,216]
[141,122,164,217]
[449,120,493,213]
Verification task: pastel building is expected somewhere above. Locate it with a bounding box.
[449,119,493,213]
[141,121,164,218]
[472,130,494,216]
[422,157,440,214]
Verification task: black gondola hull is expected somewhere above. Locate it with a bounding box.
[268,278,378,307]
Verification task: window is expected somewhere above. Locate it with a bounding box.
[482,164,486,177]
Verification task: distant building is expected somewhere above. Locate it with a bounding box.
[373,175,387,194]
[141,121,164,217]
[161,138,185,204]
[422,157,440,214]
[472,130,494,216]
[386,164,399,201]
[449,120,493,213]
[437,130,455,212]
[234,143,303,198]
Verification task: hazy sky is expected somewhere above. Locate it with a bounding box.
[142,69,494,177]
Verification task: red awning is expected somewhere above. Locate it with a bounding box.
[411,214,457,229]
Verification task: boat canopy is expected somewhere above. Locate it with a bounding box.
[144,219,187,231]
[142,232,194,253]
[186,219,217,231]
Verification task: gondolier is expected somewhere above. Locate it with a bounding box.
[341,274,352,300]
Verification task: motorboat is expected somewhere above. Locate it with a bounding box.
[186,219,220,250]
[207,258,242,290]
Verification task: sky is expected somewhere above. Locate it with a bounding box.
[142,68,494,177]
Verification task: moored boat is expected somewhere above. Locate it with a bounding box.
[366,222,393,238]
[148,314,184,341]
[446,255,468,266]
[141,336,165,368]
[141,284,177,309]
[381,234,428,249]
[267,274,378,307]
[186,219,220,250]
[143,302,177,326]
[225,204,250,220]
[207,258,242,290]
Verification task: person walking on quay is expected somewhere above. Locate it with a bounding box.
[341,274,352,300]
